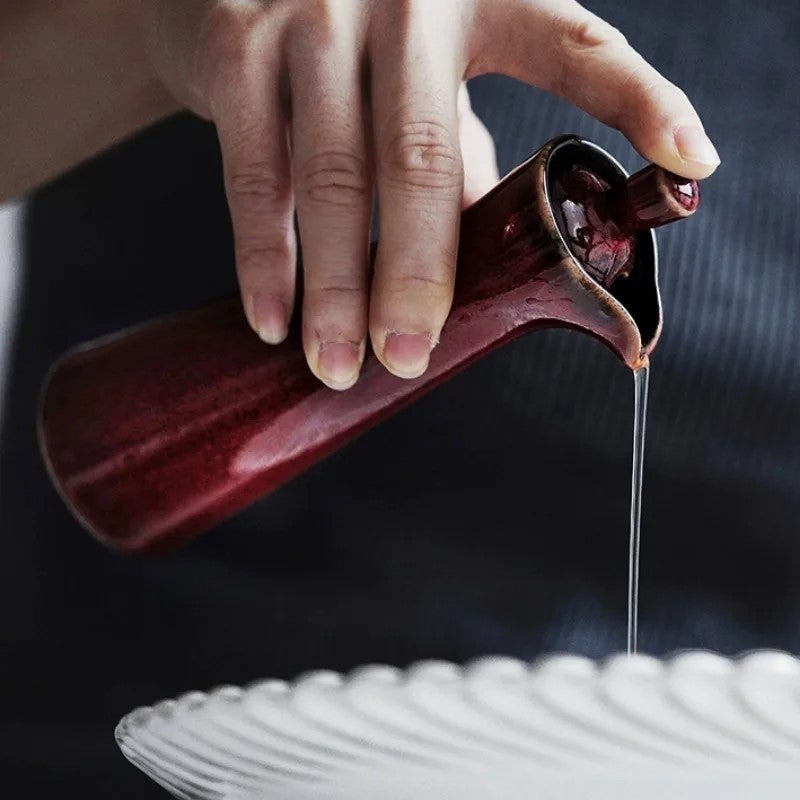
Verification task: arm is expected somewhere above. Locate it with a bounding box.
[0,1,176,203]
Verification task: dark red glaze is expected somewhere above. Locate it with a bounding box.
[607,164,700,230]
[39,136,685,553]
[553,163,699,287]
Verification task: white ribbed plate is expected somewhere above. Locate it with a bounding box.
[117,651,800,799]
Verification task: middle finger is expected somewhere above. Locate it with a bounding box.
[369,1,464,379]
[289,3,372,390]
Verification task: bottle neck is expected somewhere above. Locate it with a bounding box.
[605,164,699,235]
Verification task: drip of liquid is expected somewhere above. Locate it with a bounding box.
[627,361,650,656]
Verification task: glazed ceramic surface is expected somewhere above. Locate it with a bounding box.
[39,137,662,553]
[117,651,800,799]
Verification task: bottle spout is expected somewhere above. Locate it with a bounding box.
[458,136,689,371]
[543,140,700,368]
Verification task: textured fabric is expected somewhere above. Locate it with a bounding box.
[1,0,799,796]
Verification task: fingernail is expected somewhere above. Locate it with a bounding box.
[382,332,433,379]
[674,125,720,167]
[318,341,362,390]
[249,294,287,344]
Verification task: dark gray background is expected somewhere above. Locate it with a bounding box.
[2,0,799,796]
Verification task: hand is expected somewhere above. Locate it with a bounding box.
[141,0,719,389]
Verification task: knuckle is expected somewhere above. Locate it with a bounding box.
[292,0,336,40]
[306,283,365,311]
[549,17,632,107]
[227,163,288,212]
[192,2,271,108]
[236,236,294,275]
[193,4,252,96]
[384,120,463,192]
[381,270,454,300]
[297,150,370,208]
[558,15,627,52]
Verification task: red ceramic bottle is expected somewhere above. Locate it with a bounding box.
[38,135,699,553]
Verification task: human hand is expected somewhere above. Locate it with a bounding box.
[141,0,719,389]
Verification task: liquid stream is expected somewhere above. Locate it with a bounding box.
[627,362,649,656]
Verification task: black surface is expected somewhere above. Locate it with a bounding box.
[2,0,800,796]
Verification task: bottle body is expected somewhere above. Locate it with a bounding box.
[39,136,660,552]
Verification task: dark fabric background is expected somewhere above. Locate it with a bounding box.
[2,0,799,796]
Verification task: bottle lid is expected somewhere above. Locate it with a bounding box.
[552,163,700,288]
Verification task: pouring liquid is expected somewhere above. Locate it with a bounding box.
[627,361,650,655]
[551,163,696,657]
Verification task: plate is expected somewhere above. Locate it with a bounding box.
[116,651,800,799]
